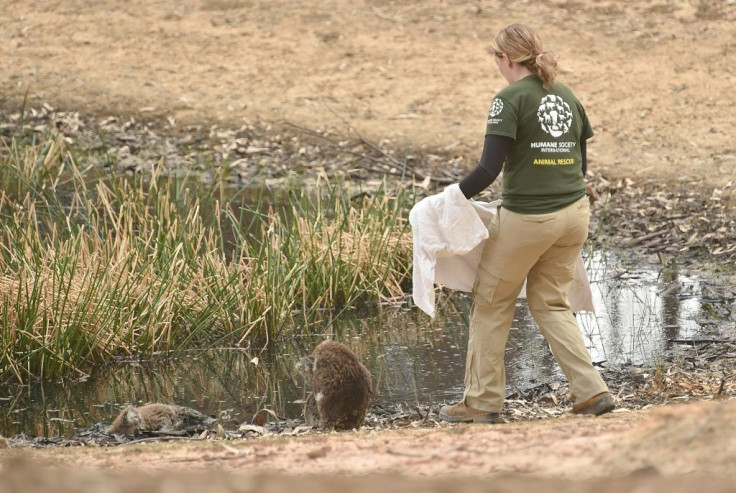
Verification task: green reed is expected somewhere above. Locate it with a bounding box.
[0,134,413,384]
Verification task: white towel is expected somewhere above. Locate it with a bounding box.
[409,184,595,318]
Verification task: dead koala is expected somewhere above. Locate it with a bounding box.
[296,340,373,430]
[108,403,216,436]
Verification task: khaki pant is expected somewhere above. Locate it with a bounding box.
[463,196,609,412]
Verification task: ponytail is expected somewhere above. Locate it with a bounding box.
[494,24,558,91]
[532,51,557,91]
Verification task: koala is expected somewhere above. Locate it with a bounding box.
[296,340,373,431]
[108,403,216,436]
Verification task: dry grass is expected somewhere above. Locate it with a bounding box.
[0,133,413,384]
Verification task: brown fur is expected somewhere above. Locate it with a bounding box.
[108,403,215,436]
[296,340,373,430]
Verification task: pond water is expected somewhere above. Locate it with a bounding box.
[0,251,732,438]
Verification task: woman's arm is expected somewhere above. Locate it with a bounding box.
[459,134,514,199]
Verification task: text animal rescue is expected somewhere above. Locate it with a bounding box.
[531,140,577,166]
[533,158,575,165]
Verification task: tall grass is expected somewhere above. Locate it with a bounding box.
[0,134,413,384]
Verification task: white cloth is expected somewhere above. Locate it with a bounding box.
[409,184,595,318]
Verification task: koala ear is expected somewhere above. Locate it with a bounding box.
[124,406,138,423]
[297,355,315,372]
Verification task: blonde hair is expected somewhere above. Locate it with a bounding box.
[492,24,557,90]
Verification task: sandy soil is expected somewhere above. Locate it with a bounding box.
[2,0,735,196]
[3,398,736,491]
[1,0,736,488]
[31,399,736,478]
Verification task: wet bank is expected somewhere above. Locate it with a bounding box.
[0,106,734,445]
[1,249,733,444]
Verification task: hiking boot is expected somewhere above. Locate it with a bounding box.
[439,401,502,424]
[572,392,615,416]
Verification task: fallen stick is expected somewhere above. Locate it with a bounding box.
[669,338,734,344]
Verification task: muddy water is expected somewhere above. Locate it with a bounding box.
[0,252,732,438]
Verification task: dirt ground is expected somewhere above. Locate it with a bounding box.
[2,398,736,491]
[2,0,736,196]
[1,0,736,489]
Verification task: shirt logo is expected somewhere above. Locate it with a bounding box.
[537,95,573,137]
[488,98,503,118]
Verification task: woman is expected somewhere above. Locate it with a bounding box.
[439,24,614,423]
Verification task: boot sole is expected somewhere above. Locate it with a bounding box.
[439,410,502,424]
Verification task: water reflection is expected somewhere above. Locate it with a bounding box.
[1,252,731,438]
[579,251,706,366]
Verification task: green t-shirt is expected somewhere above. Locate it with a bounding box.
[485,75,594,214]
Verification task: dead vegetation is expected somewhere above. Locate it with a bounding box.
[4,105,735,270]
